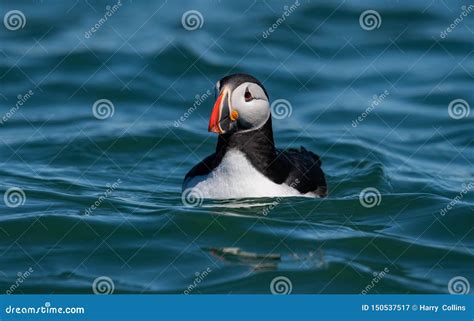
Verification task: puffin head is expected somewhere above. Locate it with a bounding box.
[208,73,270,135]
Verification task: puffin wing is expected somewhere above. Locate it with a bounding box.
[183,153,217,184]
[276,147,327,197]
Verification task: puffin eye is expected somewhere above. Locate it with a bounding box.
[244,89,253,102]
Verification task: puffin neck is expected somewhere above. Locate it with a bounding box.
[215,117,277,170]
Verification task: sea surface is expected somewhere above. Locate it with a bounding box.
[0,0,473,294]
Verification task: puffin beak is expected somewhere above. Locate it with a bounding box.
[208,88,232,134]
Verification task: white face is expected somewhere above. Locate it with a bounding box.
[229,82,270,131]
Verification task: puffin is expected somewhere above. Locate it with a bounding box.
[182,73,327,199]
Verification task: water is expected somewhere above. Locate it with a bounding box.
[0,0,473,294]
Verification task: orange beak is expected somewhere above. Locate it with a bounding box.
[208,92,224,134]
[208,88,238,134]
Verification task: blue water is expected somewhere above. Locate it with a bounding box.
[0,0,473,294]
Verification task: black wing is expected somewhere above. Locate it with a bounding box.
[183,153,218,183]
[275,147,327,197]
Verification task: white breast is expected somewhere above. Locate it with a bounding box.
[183,149,307,199]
